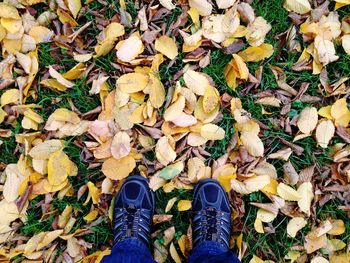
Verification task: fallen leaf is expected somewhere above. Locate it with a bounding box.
[111,131,131,159]
[277,183,302,201]
[177,200,192,211]
[102,156,136,180]
[155,36,178,60]
[238,43,274,62]
[283,0,312,14]
[297,107,318,134]
[240,131,264,157]
[287,217,307,238]
[200,124,225,140]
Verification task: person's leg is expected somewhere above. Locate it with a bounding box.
[101,238,155,263]
[188,179,241,263]
[101,175,156,263]
[188,241,240,263]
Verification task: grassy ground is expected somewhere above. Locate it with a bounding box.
[1,0,350,262]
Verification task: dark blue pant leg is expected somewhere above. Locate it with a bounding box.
[187,241,241,263]
[101,238,156,263]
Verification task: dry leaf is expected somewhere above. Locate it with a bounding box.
[277,183,302,201]
[240,131,264,157]
[287,217,307,238]
[111,131,131,159]
[316,119,335,148]
[297,107,318,134]
[117,73,149,93]
[200,124,225,140]
[283,0,312,14]
[238,43,274,62]
[102,156,136,180]
[177,200,192,211]
[155,36,178,60]
[116,35,144,62]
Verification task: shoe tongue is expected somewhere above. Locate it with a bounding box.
[126,204,137,212]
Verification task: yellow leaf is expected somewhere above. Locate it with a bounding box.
[73,53,93,62]
[256,208,277,223]
[238,43,274,62]
[200,123,225,140]
[314,36,339,65]
[187,8,200,27]
[287,217,307,238]
[102,156,136,180]
[245,175,271,192]
[49,66,75,88]
[183,69,209,95]
[0,107,7,124]
[318,106,333,120]
[217,173,236,192]
[188,0,212,16]
[0,3,20,19]
[331,98,350,127]
[246,16,271,46]
[311,257,329,263]
[249,255,265,263]
[330,253,350,263]
[29,139,63,159]
[95,39,115,57]
[149,74,165,108]
[169,243,182,263]
[57,8,78,27]
[297,107,318,134]
[29,26,53,43]
[40,78,68,91]
[58,205,73,228]
[165,197,177,213]
[159,0,176,10]
[254,218,264,233]
[203,86,219,113]
[304,231,327,254]
[240,131,264,157]
[277,183,302,201]
[328,219,345,235]
[111,131,131,159]
[316,119,335,148]
[105,22,125,40]
[1,89,19,106]
[116,73,149,93]
[37,229,63,251]
[3,164,25,202]
[177,200,192,211]
[261,178,278,195]
[87,182,100,204]
[63,63,86,80]
[116,35,144,62]
[67,0,81,18]
[48,150,72,186]
[164,95,186,121]
[283,0,311,14]
[155,136,177,166]
[297,182,314,216]
[342,34,350,54]
[155,35,178,60]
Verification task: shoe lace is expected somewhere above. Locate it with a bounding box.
[114,204,143,244]
[122,204,140,238]
[199,207,224,243]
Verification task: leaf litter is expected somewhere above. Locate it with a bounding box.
[0,0,350,262]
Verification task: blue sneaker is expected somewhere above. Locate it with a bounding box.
[113,175,155,247]
[192,179,232,249]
